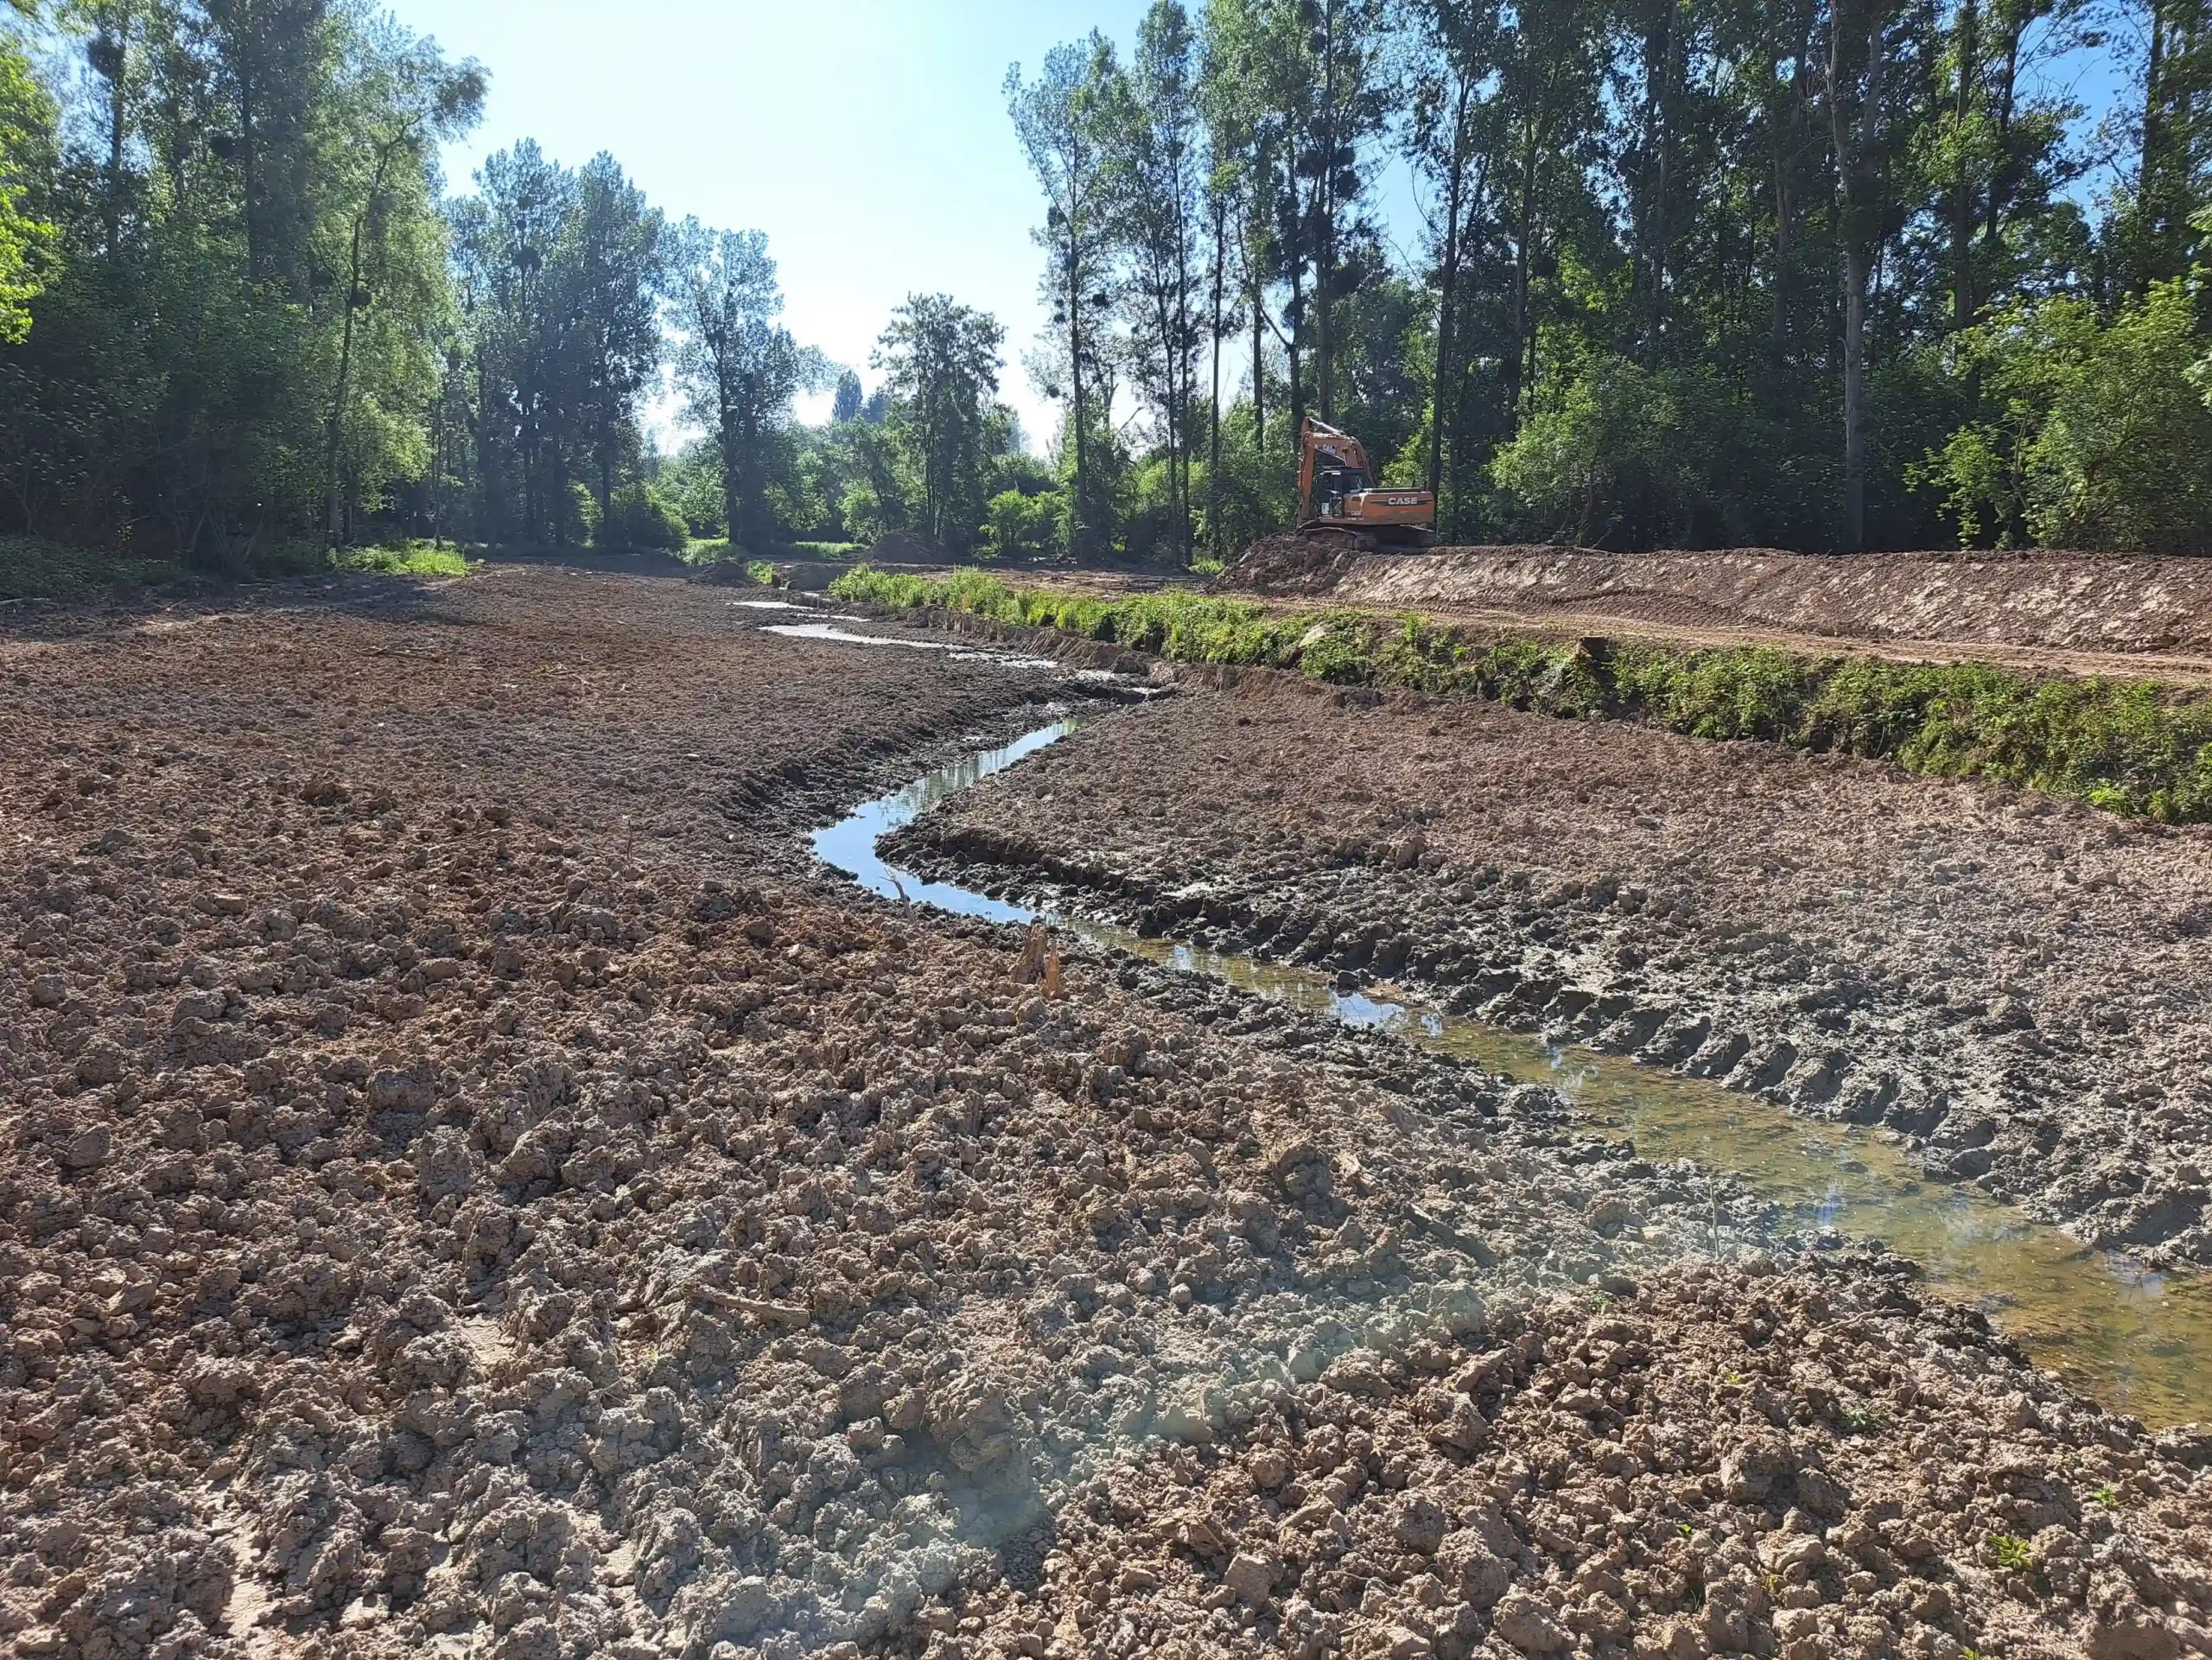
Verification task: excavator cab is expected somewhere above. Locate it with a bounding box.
[1296,416,1435,550]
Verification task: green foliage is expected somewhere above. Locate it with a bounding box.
[1990,1533,2033,1574]
[666,223,828,547]
[596,481,689,551]
[0,32,54,345]
[331,543,474,577]
[983,488,1062,561]
[0,534,181,600]
[0,531,471,595]
[1491,356,1733,550]
[0,3,484,557]
[1834,1398,1891,1435]
[1917,283,2212,555]
[833,566,2212,824]
[658,440,729,537]
[874,294,1007,554]
[995,0,2212,557]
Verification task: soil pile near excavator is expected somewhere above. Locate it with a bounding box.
[1218,540,2212,668]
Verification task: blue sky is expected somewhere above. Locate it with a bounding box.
[389,0,1164,448]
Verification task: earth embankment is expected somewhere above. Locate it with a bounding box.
[1221,538,2212,682]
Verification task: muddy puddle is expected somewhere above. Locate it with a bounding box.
[809,714,2212,1428]
[762,620,1059,669]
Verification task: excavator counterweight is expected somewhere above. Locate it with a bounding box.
[1296,416,1436,550]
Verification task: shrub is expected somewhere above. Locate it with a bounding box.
[1490,354,1732,550]
[982,489,1062,562]
[1916,281,2212,554]
[598,483,690,552]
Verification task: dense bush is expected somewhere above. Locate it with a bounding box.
[597,482,690,551]
[1915,282,2212,556]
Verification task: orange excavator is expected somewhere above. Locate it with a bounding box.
[1296,416,1436,550]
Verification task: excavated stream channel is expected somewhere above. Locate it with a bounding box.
[768,618,2212,1428]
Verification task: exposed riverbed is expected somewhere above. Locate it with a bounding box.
[5,571,2207,1660]
[810,702,2212,1428]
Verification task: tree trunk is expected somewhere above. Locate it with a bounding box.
[1630,5,1669,358]
[721,384,743,546]
[1428,75,1471,507]
[239,67,259,281]
[1208,189,1227,561]
[1510,116,1539,423]
[104,9,130,252]
[1286,259,1306,448]
[1950,0,1978,329]
[1313,0,1338,424]
[325,288,358,544]
[1248,221,1266,454]
[1981,14,2021,264]
[1176,204,1194,565]
[1840,240,1868,550]
[598,438,613,537]
[1829,0,1885,552]
[1067,226,1090,556]
[474,344,500,544]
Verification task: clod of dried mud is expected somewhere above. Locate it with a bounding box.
[3,568,2208,1660]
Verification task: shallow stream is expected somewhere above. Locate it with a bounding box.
[807,708,2212,1428]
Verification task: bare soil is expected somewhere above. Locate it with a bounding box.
[3,568,2209,1660]
[906,668,2212,1265]
[1218,539,2212,685]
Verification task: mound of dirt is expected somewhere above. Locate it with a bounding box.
[1214,534,1375,598]
[868,531,956,566]
[1224,544,2212,665]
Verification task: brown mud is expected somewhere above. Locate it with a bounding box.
[904,669,2212,1270]
[1217,539,2212,685]
[2,569,2208,1660]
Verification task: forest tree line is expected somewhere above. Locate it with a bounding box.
[0,0,1037,564]
[1011,0,2212,557]
[0,0,2208,563]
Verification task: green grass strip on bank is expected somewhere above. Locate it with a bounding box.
[830,563,2212,824]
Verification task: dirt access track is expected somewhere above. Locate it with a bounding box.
[3,565,2210,1660]
[1221,539,2212,684]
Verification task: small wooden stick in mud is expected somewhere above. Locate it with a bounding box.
[682,1282,809,1326]
[1015,921,1065,997]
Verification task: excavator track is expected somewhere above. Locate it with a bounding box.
[1296,523,1436,554]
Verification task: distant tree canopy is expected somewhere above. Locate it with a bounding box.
[1,0,2206,564]
[1005,0,2212,559]
[0,1,1033,562]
